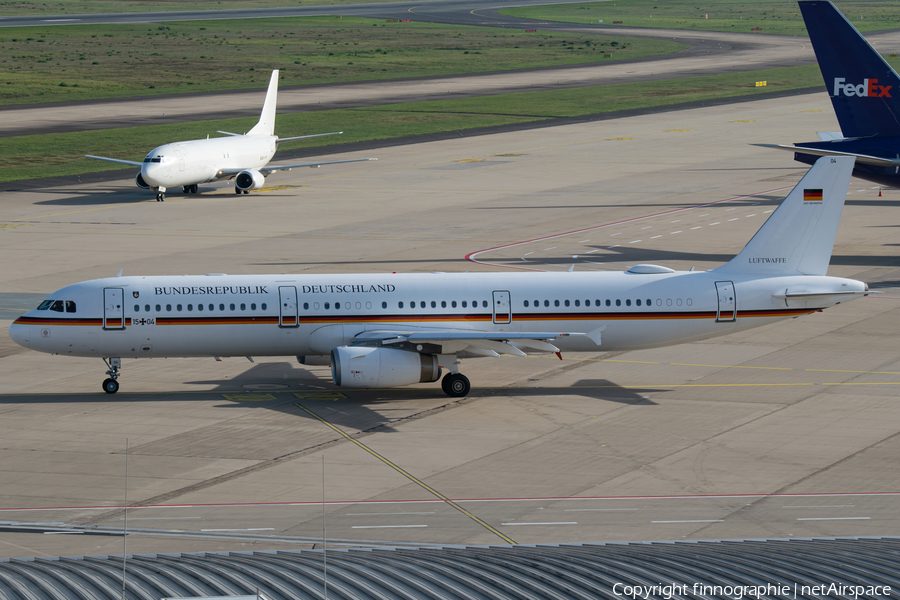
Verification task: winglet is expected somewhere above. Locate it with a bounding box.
[713,156,854,276]
[247,70,279,137]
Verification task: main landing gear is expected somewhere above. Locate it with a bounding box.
[102,357,121,394]
[234,188,249,195]
[182,184,199,194]
[441,372,470,397]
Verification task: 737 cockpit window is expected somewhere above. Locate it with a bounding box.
[143,156,162,163]
[37,300,54,310]
[65,301,76,313]
[50,300,64,312]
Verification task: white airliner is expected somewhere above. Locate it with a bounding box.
[10,157,868,396]
[86,70,375,202]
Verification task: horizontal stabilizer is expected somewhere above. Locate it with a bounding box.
[752,143,900,167]
[713,156,854,276]
[84,155,143,167]
[276,132,343,143]
[216,131,242,137]
[817,132,845,141]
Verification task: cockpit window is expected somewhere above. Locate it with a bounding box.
[37,300,53,310]
[142,156,162,163]
[50,300,64,312]
[65,301,76,313]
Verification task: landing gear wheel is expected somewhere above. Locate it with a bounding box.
[442,373,470,397]
[156,192,165,202]
[190,184,199,194]
[183,185,190,193]
[102,378,119,394]
[235,187,242,195]
[242,189,250,195]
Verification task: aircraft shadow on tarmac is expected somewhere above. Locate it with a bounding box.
[34,188,154,206]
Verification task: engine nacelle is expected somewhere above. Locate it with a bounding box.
[135,172,150,189]
[331,346,440,388]
[235,168,266,191]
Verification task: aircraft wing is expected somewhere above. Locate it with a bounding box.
[752,143,900,167]
[352,329,596,357]
[260,157,377,173]
[84,155,143,167]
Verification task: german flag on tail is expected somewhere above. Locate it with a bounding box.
[803,188,823,202]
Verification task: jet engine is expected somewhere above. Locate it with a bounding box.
[235,168,266,191]
[135,172,150,189]
[331,346,441,388]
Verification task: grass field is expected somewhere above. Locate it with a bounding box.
[0,17,684,105]
[0,0,396,16]
[1,63,836,183]
[502,0,900,36]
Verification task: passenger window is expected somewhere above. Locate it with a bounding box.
[686,299,692,306]
[302,303,308,310]
[595,300,601,306]
[134,304,140,312]
[524,300,529,307]
[219,304,225,311]
[334,303,340,310]
[462,301,467,308]
[554,300,560,307]
[382,302,387,309]
[441,301,446,308]
[187,304,193,311]
[615,299,621,307]
[606,299,611,307]
[676,299,682,307]
[399,301,404,308]
[451,301,457,308]
[574,300,580,307]
[241,303,246,310]
[410,301,416,308]
[37,300,53,310]
[636,299,641,307]
[198,304,203,311]
[482,300,488,308]
[325,302,330,309]
[251,303,257,310]
[647,299,652,306]
[207,304,213,311]
[626,299,632,306]
[66,301,77,313]
[145,304,151,312]
[166,304,172,311]
[544,300,549,307]
[666,299,672,307]
[431,301,437,308]
[177,304,183,312]
[585,299,590,307]
[155,304,161,312]
[473,300,477,307]
[232,303,237,311]
[262,303,267,310]
[564,300,570,307]
[421,301,427,308]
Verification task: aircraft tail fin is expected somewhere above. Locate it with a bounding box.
[712,156,854,277]
[800,1,900,139]
[247,69,279,137]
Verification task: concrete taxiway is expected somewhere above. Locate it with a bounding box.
[1,91,900,558]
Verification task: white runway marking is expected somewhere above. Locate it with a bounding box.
[796,517,870,521]
[652,520,723,523]
[746,214,756,217]
[501,522,577,526]
[347,512,436,516]
[642,226,652,229]
[782,505,854,509]
[728,218,739,221]
[650,235,662,239]
[610,232,622,236]
[579,239,591,242]
[544,247,556,250]
[670,231,682,234]
[120,517,201,521]
[586,249,599,253]
[201,528,275,531]
[629,240,641,243]
[565,508,639,512]
[709,222,720,225]
[763,210,773,213]
[608,245,620,249]
[691,227,701,230]
[352,524,428,529]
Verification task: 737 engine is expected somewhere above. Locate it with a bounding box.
[331,347,441,388]
[235,168,266,192]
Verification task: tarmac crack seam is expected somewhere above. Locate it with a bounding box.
[293,401,517,545]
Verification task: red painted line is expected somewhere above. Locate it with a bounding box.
[2,491,899,513]
[465,185,793,271]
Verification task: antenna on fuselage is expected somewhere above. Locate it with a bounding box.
[115,269,123,278]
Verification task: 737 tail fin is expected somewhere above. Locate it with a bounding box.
[712,156,854,276]
[800,1,900,139]
[247,69,279,137]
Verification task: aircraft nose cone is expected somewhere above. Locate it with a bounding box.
[141,163,161,187]
[8,320,32,349]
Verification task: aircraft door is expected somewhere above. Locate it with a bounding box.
[715,281,736,322]
[492,290,511,324]
[279,286,299,327]
[103,288,125,330]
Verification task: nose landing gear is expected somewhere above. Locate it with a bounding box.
[102,357,121,394]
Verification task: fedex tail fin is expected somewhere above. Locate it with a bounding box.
[247,69,278,137]
[800,1,900,139]
[712,156,854,277]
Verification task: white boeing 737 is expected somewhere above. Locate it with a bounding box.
[10,157,868,396]
[86,70,375,201]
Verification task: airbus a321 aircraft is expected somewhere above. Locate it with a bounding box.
[10,157,868,397]
[86,70,375,201]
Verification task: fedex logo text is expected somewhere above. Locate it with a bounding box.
[833,77,892,98]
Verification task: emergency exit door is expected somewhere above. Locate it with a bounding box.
[493,290,511,324]
[715,281,736,322]
[103,288,125,330]
[279,286,299,327]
